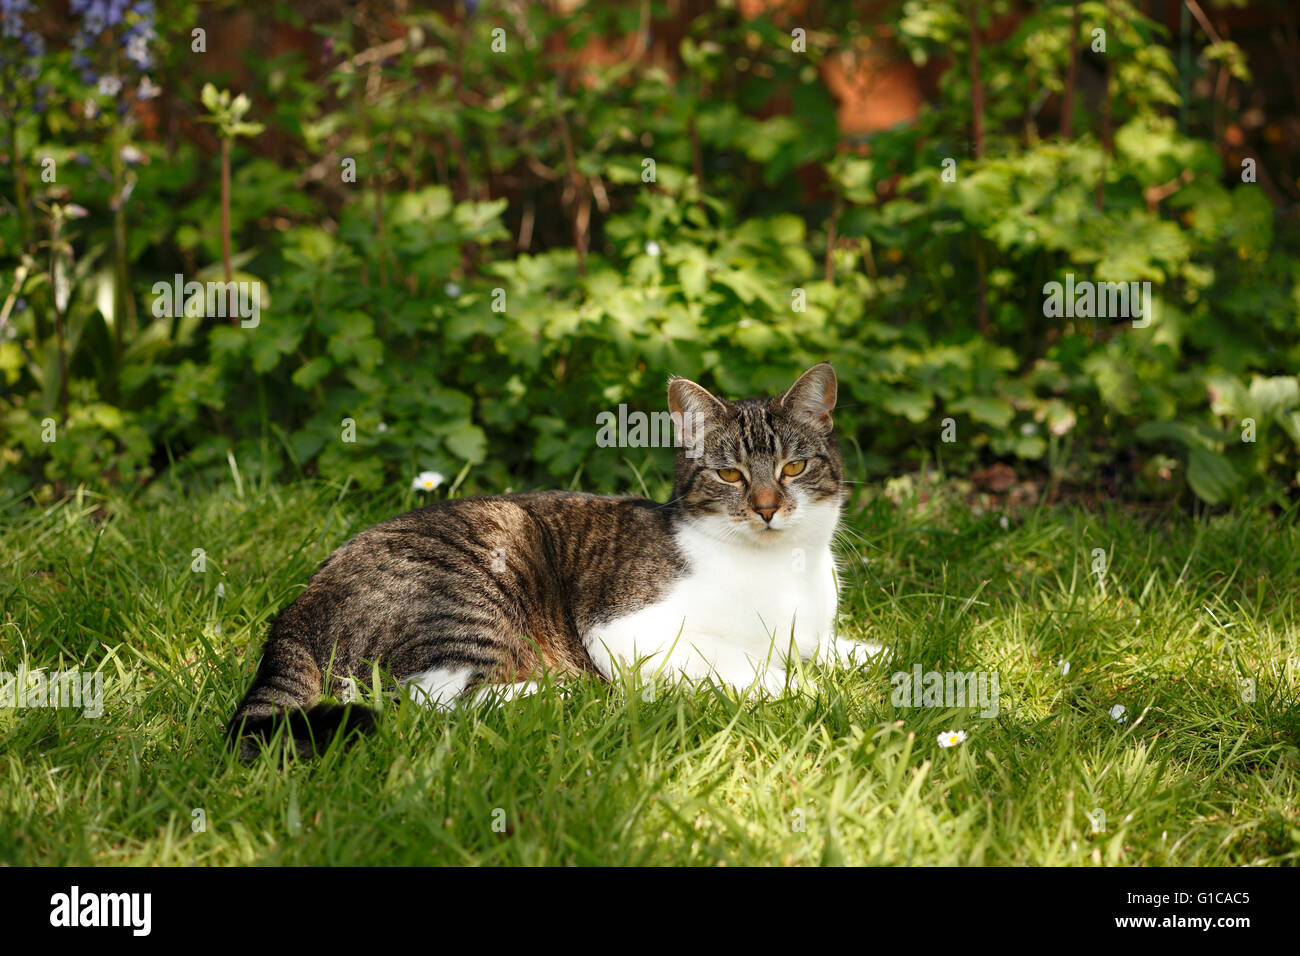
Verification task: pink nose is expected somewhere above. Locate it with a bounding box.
[753,502,779,522]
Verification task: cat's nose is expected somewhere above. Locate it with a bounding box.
[752,494,780,523]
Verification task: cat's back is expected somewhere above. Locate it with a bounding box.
[313,490,687,631]
[346,489,678,559]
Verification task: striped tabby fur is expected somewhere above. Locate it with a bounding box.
[227,363,862,760]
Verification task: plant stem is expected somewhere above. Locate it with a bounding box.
[1062,0,1080,139]
[49,214,68,419]
[221,136,236,327]
[10,112,30,252]
[968,0,988,334]
[111,120,136,360]
[825,196,842,284]
[1097,0,1113,210]
[968,0,985,159]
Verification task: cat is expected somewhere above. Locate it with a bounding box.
[226,363,873,760]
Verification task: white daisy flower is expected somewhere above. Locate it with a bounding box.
[97,74,122,97]
[937,730,967,748]
[444,281,461,298]
[412,471,445,492]
[1109,704,1127,721]
[644,240,661,257]
[1059,659,1070,675]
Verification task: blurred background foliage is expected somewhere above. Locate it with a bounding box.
[0,0,1297,509]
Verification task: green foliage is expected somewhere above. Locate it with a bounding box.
[0,0,1296,508]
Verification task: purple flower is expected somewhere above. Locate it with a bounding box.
[1,0,31,39]
[72,0,155,82]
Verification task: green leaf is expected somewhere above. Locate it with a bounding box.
[1186,447,1239,505]
[291,356,333,389]
[951,394,1014,428]
[1135,421,1216,451]
[1248,376,1299,419]
[882,389,933,423]
[442,421,487,463]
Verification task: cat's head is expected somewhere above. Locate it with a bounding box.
[667,363,843,546]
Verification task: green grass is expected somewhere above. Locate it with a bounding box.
[2,472,1299,866]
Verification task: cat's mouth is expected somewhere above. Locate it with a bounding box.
[745,515,789,537]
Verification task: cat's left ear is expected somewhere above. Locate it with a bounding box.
[780,363,837,431]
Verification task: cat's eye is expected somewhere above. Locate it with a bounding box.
[717,467,744,483]
[781,459,807,477]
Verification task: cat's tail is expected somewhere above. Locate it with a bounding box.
[226,630,378,762]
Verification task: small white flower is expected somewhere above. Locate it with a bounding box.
[644,240,661,257]
[216,582,225,599]
[126,34,153,70]
[937,730,967,748]
[1059,659,1070,676]
[121,144,144,165]
[83,98,100,120]
[999,515,1009,530]
[137,76,161,100]
[1109,704,1127,721]
[377,422,388,433]
[97,74,122,97]
[444,281,461,298]
[412,471,445,492]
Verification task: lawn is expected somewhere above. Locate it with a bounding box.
[2,472,1298,866]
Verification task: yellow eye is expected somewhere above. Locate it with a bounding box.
[717,467,744,483]
[782,459,807,477]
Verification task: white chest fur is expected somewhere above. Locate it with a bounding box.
[584,504,841,691]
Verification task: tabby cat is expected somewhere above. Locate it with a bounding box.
[227,363,871,760]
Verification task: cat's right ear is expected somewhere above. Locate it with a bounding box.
[668,376,725,458]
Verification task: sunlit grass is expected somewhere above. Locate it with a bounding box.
[1,475,1298,865]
